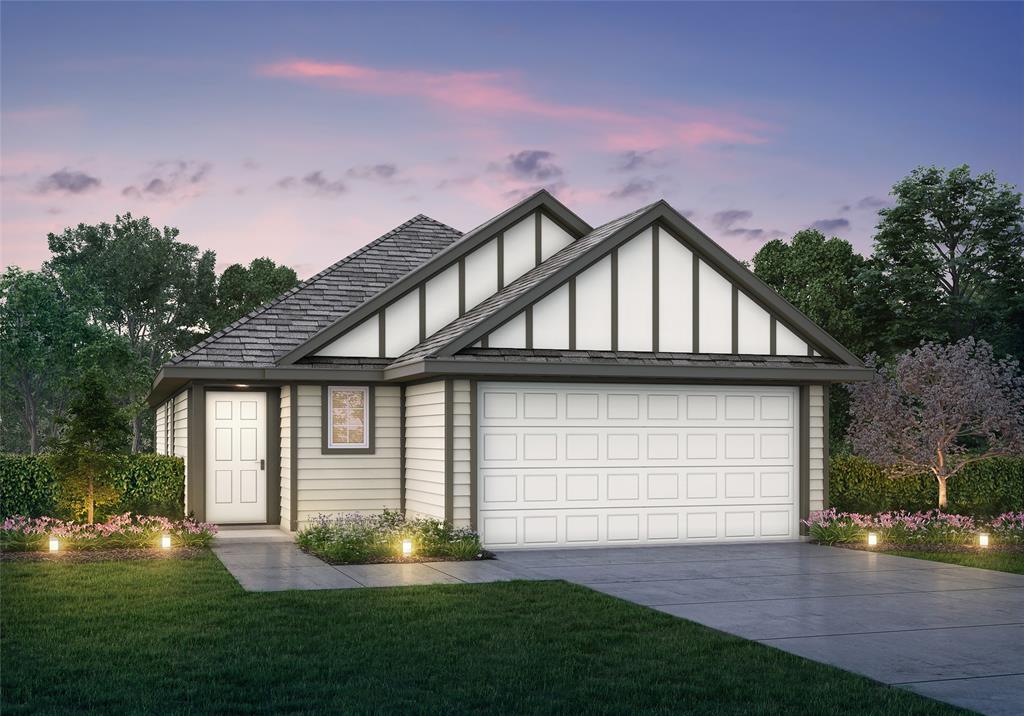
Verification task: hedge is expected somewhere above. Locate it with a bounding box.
[829,454,1024,517]
[0,453,185,520]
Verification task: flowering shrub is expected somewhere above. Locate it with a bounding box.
[0,513,217,552]
[803,509,1011,546]
[296,509,484,564]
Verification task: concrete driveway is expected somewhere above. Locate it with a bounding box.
[494,542,1024,716]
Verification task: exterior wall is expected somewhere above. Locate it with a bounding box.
[172,391,188,507]
[294,384,401,527]
[403,380,447,520]
[279,386,292,532]
[451,380,472,527]
[808,384,826,512]
[154,400,169,455]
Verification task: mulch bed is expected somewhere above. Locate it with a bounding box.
[1,547,208,563]
[832,542,1024,554]
[300,548,496,566]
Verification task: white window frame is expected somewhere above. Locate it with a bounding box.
[323,385,374,453]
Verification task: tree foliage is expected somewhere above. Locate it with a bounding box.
[207,257,298,333]
[848,339,1024,508]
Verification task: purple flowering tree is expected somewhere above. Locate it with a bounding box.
[849,338,1024,509]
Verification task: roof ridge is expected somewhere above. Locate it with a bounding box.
[173,214,458,364]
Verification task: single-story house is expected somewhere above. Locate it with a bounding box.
[148,191,870,548]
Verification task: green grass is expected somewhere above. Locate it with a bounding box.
[886,549,1024,574]
[1,553,965,715]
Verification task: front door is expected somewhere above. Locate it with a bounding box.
[206,391,267,523]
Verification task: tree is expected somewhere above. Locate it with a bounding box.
[51,367,132,522]
[0,268,96,453]
[207,258,298,333]
[870,165,1024,357]
[848,339,1024,509]
[45,214,217,450]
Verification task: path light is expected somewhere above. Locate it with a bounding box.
[402,539,413,556]
[48,536,59,552]
[161,534,172,550]
[979,533,990,548]
[867,532,878,547]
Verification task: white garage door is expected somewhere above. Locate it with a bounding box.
[477,383,799,548]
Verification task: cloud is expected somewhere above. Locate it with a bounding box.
[501,181,567,203]
[810,218,851,233]
[346,163,398,181]
[35,168,101,195]
[497,150,563,181]
[712,209,754,229]
[856,195,888,209]
[613,150,669,172]
[608,177,656,200]
[276,170,347,196]
[122,160,211,199]
[260,59,768,150]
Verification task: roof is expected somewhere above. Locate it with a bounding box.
[447,348,841,369]
[171,215,462,367]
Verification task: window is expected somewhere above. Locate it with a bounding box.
[322,385,374,453]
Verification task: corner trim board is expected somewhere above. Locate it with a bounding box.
[289,384,298,531]
[799,385,810,535]
[444,379,454,523]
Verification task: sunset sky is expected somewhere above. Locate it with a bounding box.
[3,1,1022,278]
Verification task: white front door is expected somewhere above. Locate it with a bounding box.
[476,383,799,548]
[206,391,267,524]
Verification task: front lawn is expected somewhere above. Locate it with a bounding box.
[886,550,1024,574]
[1,554,964,715]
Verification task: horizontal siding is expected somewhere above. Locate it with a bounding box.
[154,401,168,456]
[294,384,401,528]
[809,384,825,512]
[172,392,188,507]
[404,380,447,520]
[280,386,292,533]
[452,380,472,528]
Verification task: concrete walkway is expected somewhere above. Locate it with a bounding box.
[213,530,1023,715]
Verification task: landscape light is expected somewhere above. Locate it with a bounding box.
[402,539,413,556]
[49,536,59,552]
[979,533,989,548]
[161,534,172,550]
[867,532,878,547]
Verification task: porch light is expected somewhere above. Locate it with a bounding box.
[867,532,878,547]
[161,534,172,550]
[979,533,990,548]
[48,536,59,552]
[402,539,413,556]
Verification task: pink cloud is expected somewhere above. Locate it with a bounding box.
[260,59,768,150]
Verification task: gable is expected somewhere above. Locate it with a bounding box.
[312,206,580,359]
[479,222,819,356]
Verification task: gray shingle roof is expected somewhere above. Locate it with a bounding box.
[171,215,462,367]
[391,202,659,365]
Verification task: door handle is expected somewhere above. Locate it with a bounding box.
[260,459,265,471]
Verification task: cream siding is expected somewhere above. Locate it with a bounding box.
[154,400,168,455]
[293,384,401,527]
[279,386,293,532]
[452,380,472,527]
[809,384,826,512]
[403,380,447,520]
[172,391,188,506]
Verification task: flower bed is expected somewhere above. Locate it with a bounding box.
[0,513,217,552]
[803,508,1024,549]
[297,510,487,564]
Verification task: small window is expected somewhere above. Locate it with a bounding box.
[322,385,374,454]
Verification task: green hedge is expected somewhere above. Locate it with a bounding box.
[0,453,184,520]
[829,454,1024,517]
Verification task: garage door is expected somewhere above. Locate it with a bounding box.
[477,383,799,548]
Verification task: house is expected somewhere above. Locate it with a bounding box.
[148,191,870,548]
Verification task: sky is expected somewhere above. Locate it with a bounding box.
[2,1,1022,278]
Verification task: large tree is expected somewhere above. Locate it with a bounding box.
[208,257,298,333]
[870,165,1024,357]
[848,339,1024,509]
[45,214,217,450]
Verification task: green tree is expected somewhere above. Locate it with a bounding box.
[870,165,1024,357]
[51,367,132,522]
[0,268,96,453]
[45,214,217,450]
[208,258,298,333]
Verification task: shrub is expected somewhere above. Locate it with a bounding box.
[0,513,216,552]
[0,453,184,520]
[829,454,1024,517]
[990,512,1024,545]
[297,509,485,564]
[804,509,994,546]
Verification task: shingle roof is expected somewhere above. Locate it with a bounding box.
[445,348,840,369]
[171,215,462,367]
[391,202,659,365]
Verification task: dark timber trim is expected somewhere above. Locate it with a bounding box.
[692,257,700,352]
[443,379,454,523]
[731,285,739,354]
[266,389,281,525]
[610,248,619,351]
[468,379,478,531]
[321,385,376,455]
[534,210,543,266]
[458,258,466,316]
[652,224,660,352]
[378,312,386,359]
[799,385,810,536]
[823,384,831,509]
[187,383,204,521]
[568,278,577,350]
[418,284,427,343]
[496,232,505,290]
[525,306,534,349]
[770,317,778,355]
[289,384,298,531]
[399,384,407,515]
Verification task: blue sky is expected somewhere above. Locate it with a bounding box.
[2,2,1021,276]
